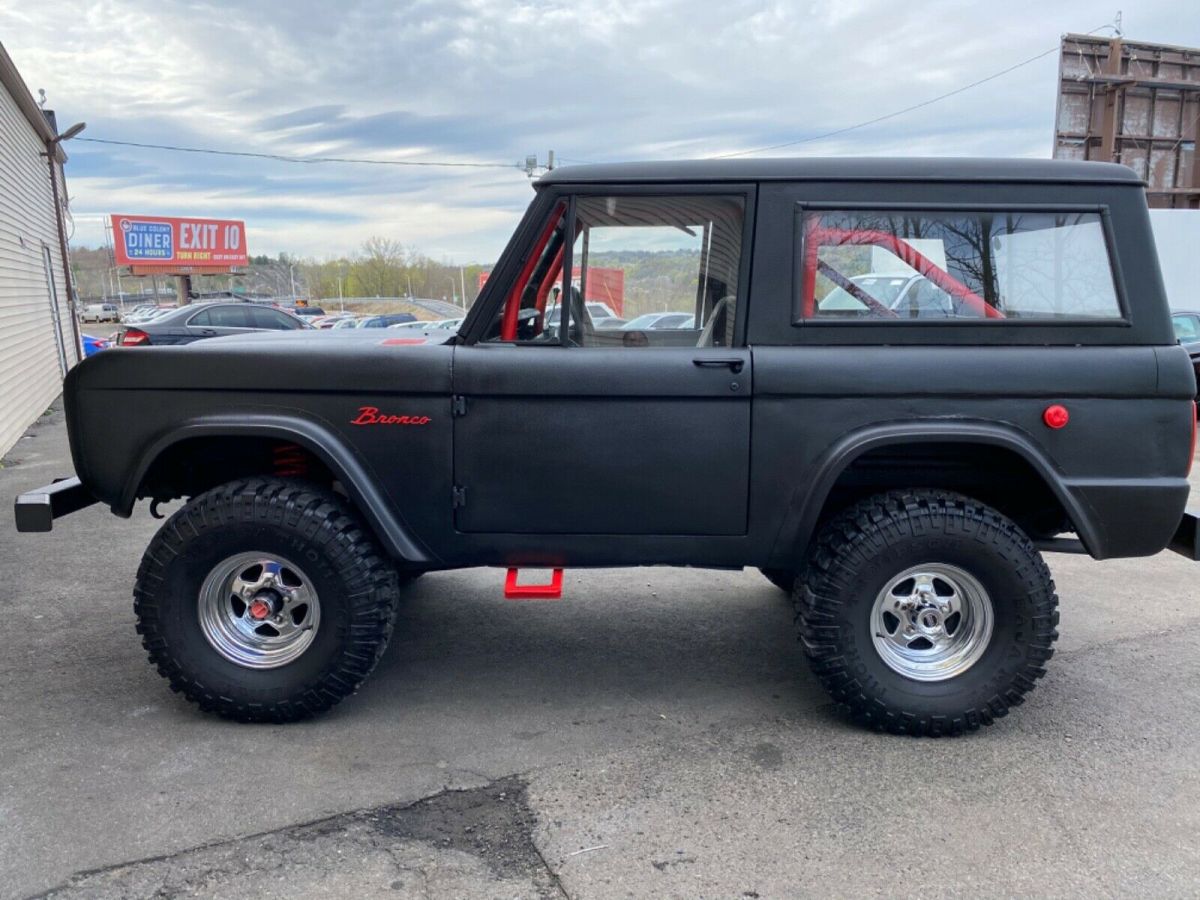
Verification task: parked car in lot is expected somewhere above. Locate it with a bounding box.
[388,318,462,332]
[80,334,110,357]
[80,303,119,323]
[329,316,362,329]
[818,272,964,318]
[17,157,1200,736]
[1171,311,1200,396]
[542,300,627,333]
[622,312,695,330]
[114,301,310,346]
[285,305,326,319]
[358,313,417,328]
[308,313,355,329]
[121,304,177,324]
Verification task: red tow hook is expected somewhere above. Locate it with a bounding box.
[504,568,564,600]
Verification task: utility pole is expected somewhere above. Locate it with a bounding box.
[524,151,556,178]
[459,266,467,309]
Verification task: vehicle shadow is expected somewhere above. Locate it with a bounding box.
[356,567,829,727]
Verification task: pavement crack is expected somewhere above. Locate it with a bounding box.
[30,774,566,899]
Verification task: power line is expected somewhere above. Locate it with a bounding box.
[74,136,524,170]
[712,22,1120,159]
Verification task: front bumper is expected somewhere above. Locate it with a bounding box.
[14,477,98,533]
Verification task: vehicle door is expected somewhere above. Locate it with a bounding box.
[452,187,755,536]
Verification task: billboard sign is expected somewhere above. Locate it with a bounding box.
[478,266,626,315]
[1052,35,1199,209]
[110,214,249,268]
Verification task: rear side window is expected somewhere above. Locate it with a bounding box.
[250,307,301,329]
[796,209,1122,322]
[189,306,252,328]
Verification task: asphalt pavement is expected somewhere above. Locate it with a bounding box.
[2,401,1199,899]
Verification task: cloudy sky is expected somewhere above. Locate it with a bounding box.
[3,1,1196,263]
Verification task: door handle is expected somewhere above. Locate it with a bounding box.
[693,357,744,374]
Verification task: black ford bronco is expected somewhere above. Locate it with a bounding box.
[16,158,1200,735]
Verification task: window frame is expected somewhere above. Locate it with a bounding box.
[791,201,1131,328]
[462,183,756,348]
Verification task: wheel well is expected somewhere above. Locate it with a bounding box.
[816,442,1073,541]
[137,436,336,505]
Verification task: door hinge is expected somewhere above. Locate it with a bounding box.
[452,395,467,417]
[452,485,467,508]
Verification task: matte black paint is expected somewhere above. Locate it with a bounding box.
[18,158,1196,570]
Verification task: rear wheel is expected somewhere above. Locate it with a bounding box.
[134,478,401,722]
[797,489,1058,736]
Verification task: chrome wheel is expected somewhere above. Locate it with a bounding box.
[871,563,993,682]
[198,552,321,669]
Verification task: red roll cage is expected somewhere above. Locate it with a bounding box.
[800,221,1004,320]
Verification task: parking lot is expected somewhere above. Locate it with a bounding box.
[3,402,1200,899]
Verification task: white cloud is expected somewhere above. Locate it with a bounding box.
[3,0,1195,262]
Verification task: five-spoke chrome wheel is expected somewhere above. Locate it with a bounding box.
[871,563,993,682]
[198,553,321,669]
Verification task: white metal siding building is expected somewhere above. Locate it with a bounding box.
[0,42,79,459]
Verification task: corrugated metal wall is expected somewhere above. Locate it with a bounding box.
[0,83,79,459]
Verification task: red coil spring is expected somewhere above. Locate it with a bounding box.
[272,444,310,478]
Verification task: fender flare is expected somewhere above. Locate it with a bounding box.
[121,413,432,564]
[767,420,1102,563]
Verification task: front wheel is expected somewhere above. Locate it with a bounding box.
[133,478,401,722]
[797,490,1059,736]
[758,567,796,594]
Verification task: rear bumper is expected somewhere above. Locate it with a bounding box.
[14,477,98,533]
[1169,510,1200,561]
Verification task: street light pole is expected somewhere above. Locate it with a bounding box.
[41,120,86,362]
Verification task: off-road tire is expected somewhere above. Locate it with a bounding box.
[133,478,401,722]
[797,489,1059,736]
[759,567,796,593]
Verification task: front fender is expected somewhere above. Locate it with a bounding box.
[123,414,433,565]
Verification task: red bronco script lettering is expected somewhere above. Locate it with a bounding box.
[351,407,431,426]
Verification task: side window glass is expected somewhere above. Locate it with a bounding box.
[206,305,252,328]
[798,210,1122,321]
[189,309,212,327]
[1173,315,1199,341]
[252,307,296,330]
[483,202,568,344]
[569,195,745,348]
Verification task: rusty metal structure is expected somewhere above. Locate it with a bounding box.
[1054,34,1200,209]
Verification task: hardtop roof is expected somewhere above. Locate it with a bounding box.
[536,157,1141,187]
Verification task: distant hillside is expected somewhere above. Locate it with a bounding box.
[585,249,701,317]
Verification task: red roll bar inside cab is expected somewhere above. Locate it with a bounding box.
[800,221,1004,320]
